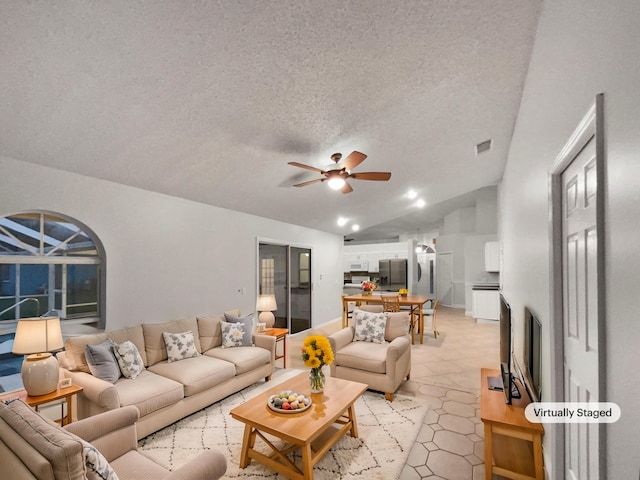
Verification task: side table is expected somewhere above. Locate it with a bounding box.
[258,327,289,368]
[0,384,83,425]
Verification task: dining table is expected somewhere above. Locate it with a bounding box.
[341,293,434,344]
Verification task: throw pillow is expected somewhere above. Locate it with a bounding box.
[80,438,120,480]
[353,309,387,344]
[113,341,145,379]
[84,339,121,383]
[162,331,200,362]
[221,321,250,348]
[223,312,254,346]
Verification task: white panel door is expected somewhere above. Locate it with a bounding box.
[562,137,599,480]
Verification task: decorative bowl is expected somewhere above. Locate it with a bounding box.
[267,390,312,414]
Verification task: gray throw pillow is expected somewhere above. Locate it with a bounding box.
[84,340,121,384]
[223,313,254,346]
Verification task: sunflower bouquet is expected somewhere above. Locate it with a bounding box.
[301,335,334,369]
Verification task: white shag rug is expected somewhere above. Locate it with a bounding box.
[139,370,428,479]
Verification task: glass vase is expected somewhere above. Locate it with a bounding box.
[309,367,325,393]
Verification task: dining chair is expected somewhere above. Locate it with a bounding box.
[423,299,440,339]
[382,295,401,312]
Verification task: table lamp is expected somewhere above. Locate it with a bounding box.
[256,294,277,328]
[12,317,64,396]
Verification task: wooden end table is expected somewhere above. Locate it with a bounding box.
[257,327,289,368]
[0,384,83,426]
[480,368,544,479]
[230,372,367,480]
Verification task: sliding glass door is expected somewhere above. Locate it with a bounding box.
[258,242,311,334]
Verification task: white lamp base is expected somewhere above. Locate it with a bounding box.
[258,311,275,328]
[21,353,59,396]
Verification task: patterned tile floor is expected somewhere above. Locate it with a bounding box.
[287,306,501,480]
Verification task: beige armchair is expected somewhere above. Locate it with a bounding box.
[0,400,226,480]
[328,310,411,401]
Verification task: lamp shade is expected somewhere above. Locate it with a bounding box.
[256,294,277,312]
[12,317,63,355]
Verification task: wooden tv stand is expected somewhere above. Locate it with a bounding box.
[480,368,544,480]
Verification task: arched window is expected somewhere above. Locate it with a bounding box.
[0,212,105,326]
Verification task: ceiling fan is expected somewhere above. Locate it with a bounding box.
[288,151,391,194]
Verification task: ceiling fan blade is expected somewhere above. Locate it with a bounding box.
[348,172,391,181]
[288,162,327,174]
[341,151,367,172]
[341,181,353,194]
[293,178,325,188]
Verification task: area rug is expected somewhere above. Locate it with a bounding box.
[139,370,428,479]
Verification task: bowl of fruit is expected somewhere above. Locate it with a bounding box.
[268,390,312,413]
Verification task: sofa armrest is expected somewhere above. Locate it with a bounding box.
[328,327,355,353]
[61,369,120,411]
[252,333,276,359]
[163,450,227,480]
[385,336,410,364]
[64,406,139,462]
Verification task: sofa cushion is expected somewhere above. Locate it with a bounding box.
[162,331,200,363]
[224,313,254,346]
[114,370,184,417]
[63,332,109,373]
[196,315,224,351]
[334,341,388,374]
[353,309,387,344]
[84,339,121,383]
[148,356,236,397]
[143,319,202,366]
[62,325,148,373]
[0,400,85,480]
[114,340,145,379]
[220,321,253,348]
[385,312,411,341]
[205,345,270,375]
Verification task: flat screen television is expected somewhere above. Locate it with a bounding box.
[492,293,520,404]
[523,306,542,402]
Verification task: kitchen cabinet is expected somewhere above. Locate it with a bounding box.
[473,290,500,320]
[484,242,500,272]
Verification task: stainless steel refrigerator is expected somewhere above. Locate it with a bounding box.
[378,259,407,291]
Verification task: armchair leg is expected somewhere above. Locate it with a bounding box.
[265,375,271,382]
[385,392,394,402]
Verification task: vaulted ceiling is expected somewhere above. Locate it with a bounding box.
[0,1,541,239]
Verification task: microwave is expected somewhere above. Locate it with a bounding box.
[349,260,369,271]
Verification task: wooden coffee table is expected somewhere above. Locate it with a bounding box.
[230,372,367,480]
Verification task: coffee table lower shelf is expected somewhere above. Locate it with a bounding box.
[230,372,367,480]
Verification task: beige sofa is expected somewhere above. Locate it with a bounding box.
[0,399,226,480]
[58,314,276,439]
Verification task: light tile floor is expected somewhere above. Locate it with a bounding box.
[286,306,501,480]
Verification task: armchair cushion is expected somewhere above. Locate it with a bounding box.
[384,311,411,341]
[353,309,387,344]
[334,341,388,374]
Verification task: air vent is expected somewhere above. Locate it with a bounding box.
[475,139,493,156]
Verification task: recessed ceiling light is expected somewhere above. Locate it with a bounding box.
[407,190,417,199]
[337,217,348,226]
[416,199,426,208]
[352,224,360,231]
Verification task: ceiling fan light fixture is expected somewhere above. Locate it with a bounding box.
[328,177,346,190]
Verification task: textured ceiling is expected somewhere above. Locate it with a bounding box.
[0,1,541,238]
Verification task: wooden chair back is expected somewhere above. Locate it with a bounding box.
[382,296,401,312]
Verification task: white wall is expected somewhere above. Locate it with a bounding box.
[500,0,640,477]
[0,156,344,329]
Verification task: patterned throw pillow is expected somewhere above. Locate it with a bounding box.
[223,313,254,346]
[353,309,387,344]
[221,321,249,348]
[162,331,200,362]
[113,340,145,379]
[80,438,120,480]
